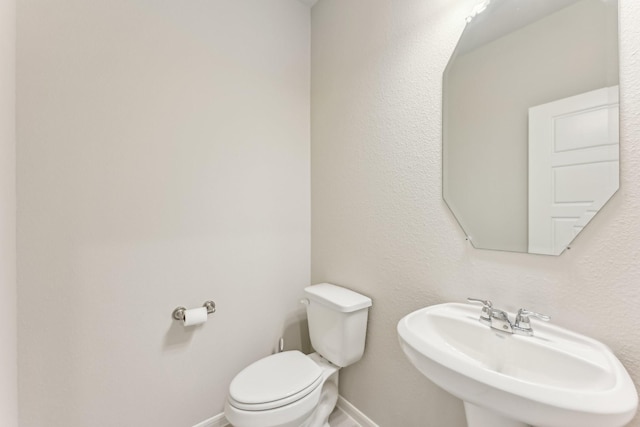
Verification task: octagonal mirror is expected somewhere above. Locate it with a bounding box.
[443,0,619,255]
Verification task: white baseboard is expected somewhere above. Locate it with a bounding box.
[193,395,376,427]
[335,396,379,427]
[192,413,229,427]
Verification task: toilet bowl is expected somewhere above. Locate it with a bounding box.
[224,352,338,427]
[224,283,372,427]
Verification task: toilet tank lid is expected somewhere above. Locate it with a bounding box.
[304,283,372,313]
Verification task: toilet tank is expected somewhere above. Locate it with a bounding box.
[304,283,372,367]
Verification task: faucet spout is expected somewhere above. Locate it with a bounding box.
[488,308,513,333]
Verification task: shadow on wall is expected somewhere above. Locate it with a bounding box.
[283,311,312,354]
[163,319,200,349]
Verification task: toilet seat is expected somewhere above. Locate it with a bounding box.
[228,351,323,411]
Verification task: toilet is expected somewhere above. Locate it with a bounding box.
[224,283,372,427]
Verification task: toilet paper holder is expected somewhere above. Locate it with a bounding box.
[172,301,216,321]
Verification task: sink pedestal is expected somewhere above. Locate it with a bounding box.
[464,403,529,427]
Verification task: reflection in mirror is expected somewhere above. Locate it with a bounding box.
[443,0,619,255]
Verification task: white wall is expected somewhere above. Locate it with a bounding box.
[0,0,17,425]
[17,1,310,426]
[311,0,640,426]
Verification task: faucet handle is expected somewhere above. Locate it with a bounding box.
[514,308,550,335]
[516,308,550,322]
[467,298,492,308]
[467,298,493,323]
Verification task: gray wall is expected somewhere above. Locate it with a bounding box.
[17,1,310,426]
[311,0,640,425]
[0,0,17,425]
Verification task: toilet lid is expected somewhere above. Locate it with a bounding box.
[229,351,322,409]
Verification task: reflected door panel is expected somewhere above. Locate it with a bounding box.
[528,86,619,255]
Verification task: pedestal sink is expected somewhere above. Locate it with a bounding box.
[397,303,638,427]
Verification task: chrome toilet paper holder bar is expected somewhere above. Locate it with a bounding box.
[172,301,216,321]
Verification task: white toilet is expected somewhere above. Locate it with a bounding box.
[224,283,372,427]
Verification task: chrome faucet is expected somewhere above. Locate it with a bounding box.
[513,308,550,336]
[467,298,550,336]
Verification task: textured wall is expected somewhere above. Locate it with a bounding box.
[0,0,17,425]
[311,0,640,426]
[17,1,309,426]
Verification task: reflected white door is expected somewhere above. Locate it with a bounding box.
[528,86,619,255]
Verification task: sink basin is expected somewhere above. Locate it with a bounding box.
[397,303,638,427]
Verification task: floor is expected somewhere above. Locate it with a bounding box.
[328,407,360,427]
